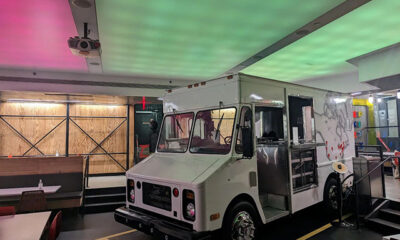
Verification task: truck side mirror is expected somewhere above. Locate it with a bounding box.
[241,126,253,158]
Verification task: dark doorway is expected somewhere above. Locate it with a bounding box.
[134,104,163,163]
[288,96,313,141]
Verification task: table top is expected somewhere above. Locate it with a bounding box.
[0,185,61,197]
[0,211,51,240]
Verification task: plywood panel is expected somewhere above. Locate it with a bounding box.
[0,101,135,175]
[0,102,66,157]
[69,104,129,174]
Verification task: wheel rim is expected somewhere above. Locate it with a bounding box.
[231,211,255,240]
[328,185,338,210]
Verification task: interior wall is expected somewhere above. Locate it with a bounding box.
[0,101,134,175]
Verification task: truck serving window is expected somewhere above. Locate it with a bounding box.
[157,112,193,153]
[190,107,236,154]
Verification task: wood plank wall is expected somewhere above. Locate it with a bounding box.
[0,102,135,175]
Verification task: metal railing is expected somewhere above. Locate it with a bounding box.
[356,126,400,152]
[82,155,90,209]
[339,145,394,228]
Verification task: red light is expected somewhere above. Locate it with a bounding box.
[137,96,147,110]
[173,188,179,197]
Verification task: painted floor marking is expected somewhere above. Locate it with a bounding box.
[297,213,352,240]
[96,229,137,240]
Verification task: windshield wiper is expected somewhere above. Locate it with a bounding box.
[175,118,184,133]
[215,113,224,140]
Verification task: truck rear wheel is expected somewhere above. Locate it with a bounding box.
[222,201,259,240]
[324,177,339,214]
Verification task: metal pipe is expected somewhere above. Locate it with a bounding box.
[70,116,127,119]
[84,22,88,39]
[0,115,66,118]
[66,103,70,157]
[126,104,130,169]
[379,146,386,198]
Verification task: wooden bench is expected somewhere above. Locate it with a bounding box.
[0,156,83,209]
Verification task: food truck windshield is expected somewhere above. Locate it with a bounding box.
[157,108,236,154]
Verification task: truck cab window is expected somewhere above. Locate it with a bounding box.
[236,106,252,153]
[157,112,193,153]
[190,108,236,154]
[255,107,284,144]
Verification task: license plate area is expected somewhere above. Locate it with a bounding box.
[142,182,172,211]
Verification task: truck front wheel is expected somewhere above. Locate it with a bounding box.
[222,201,259,240]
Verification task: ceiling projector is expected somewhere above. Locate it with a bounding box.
[68,36,101,58]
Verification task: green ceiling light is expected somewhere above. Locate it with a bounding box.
[242,0,400,82]
[96,0,344,79]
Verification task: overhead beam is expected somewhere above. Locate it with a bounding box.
[0,67,198,86]
[0,78,166,97]
[223,0,372,76]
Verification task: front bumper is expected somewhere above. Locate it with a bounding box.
[114,207,211,240]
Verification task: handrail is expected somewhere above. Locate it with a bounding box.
[346,145,396,229]
[82,155,90,211]
[84,155,89,188]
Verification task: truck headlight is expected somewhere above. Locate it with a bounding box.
[183,190,195,221]
[186,203,195,218]
[127,179,135,203]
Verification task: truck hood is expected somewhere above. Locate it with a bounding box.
[127,153,225,184]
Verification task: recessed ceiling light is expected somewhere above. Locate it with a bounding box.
[72,0,92,8]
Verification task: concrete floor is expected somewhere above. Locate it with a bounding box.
[59,204,383,240]
[61,174,399,239]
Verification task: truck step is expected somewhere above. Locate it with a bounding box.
[380,208,400,217]
[368,218,400,231]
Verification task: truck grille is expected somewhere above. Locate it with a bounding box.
[142,182,172,211]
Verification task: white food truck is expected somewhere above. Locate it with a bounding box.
[115,73,355,240]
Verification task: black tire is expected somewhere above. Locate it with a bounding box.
[323,177,339,214]
[221,201,260,240]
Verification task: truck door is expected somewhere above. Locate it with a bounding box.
[288,96,318,193]
[255,106,290,196]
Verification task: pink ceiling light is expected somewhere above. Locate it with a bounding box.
[0,0,87,71]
